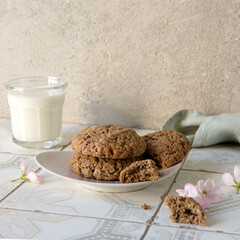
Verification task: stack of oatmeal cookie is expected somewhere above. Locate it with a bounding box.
[70,124,159,182]
[70,124,191,183]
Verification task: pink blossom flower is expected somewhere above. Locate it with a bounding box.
[195,179,222,208]
[222,165,240,194]
[176,183,198,198]
[11,159,42,184]
[176,180,222,209]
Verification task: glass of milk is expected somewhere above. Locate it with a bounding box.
[5,76,67,149]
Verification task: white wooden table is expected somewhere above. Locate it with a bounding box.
[0,118,240,239]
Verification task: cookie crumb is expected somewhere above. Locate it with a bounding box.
[140,203,151,210]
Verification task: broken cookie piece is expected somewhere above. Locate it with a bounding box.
[165,196,206,226]
[119,159,159,183]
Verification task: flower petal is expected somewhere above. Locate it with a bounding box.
[206,186,222,203]
[26,171,42,184]
[184,183,198,198]
[35,175,43,184]
[176,189,186,197]
[195,197,209,209]
[234,165,240,183]
[197,180,205,193]
[204,179,215,192]
[20,159,33,175]
[184,183,195,192]
[20,159,28,174]
[222,173,235,187]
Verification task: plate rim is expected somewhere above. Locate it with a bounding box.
[35,150,183,187]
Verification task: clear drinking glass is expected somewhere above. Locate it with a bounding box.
[5,76,67,149]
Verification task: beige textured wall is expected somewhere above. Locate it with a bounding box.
[0,0,239,129]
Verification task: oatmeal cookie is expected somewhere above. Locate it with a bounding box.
[165,195,206,226]
[143,130,191,168]
[119,159,159,183]
[72,124,146,159]
[70,153,138,181]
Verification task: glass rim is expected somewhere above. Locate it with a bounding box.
[5,76,68,92]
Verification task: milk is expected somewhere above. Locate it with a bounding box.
[8,92,65,142]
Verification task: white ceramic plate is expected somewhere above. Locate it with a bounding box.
[35,151,183,193]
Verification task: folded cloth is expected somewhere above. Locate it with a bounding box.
[161,109,240,147]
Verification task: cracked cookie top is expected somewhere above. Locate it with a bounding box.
[143,130,191,168]
[72,124,146,159]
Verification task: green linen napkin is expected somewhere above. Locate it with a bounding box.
[161,109,240,147]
